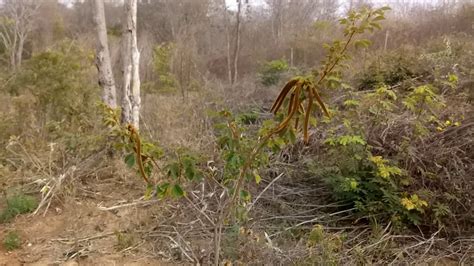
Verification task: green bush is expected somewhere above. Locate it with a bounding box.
[237,111,259,125]
[312,70,463,228]
[3,40,107,156]
[316,136,427,226]
[3,231,21,251]
[10,40,98,124]
[0,193,38,223]
[258,59,289,86]
[357,49,428,90]
[152,43,178,92]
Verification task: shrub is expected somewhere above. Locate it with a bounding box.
[318,133,428,226]
[258,59,289,86]
[0,193,38,223]
[305,224,343,265]
[311,66,470,230]
[152,43,178,93]
[114,231,135,251]
[10,40,98,125]
[3,231,21,251]
[357,49,428,90]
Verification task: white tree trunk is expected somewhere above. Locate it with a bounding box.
[93,0,118,108]
[222,0,232,84]
[231,0,242,85]
[121,0,141,130]
[130,3,141,130]
[15,35,25,69]
[384,30,390,52]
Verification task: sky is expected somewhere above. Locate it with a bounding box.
[56,0,462,11]
[224,0,402,12]
[223,0,453,10]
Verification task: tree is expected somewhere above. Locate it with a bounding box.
[93,0,117,108]
[231,0,243,85]
[221,0,245,85]
[121,0,141,130]
[266,0,284,44]
[222,0,232,84]
[0,0,40,70]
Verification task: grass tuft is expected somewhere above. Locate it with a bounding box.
[0,193,38,223]
[3,231,21,251]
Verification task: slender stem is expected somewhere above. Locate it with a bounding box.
[214,12,372,264]
[221,12,361,231]
[214,201,224,266]
[213,131,274,265]
[228,132,274,214]
[316,30,356,87]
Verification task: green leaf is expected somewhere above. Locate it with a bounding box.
[373,15,385,21]
[354,39,372,49]
[166,162,180,179]
[370,22,382,30]
[144,163,153,177]
[156,183,170,198]
[343,99,360,107]
[124,153,135,168]
[184,166,195,180]
[171,184,185,197]
[287,128,296,144]
[253,170,262,184]
[240,190,251,202]
[182,157,196,180]
[144,184,154,200]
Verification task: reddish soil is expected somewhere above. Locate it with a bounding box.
[0,174,184,266]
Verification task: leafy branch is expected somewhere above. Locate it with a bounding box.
[213,6,391,264]
[227,6,391,213]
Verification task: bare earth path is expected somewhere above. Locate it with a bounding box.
[0,175,186,266]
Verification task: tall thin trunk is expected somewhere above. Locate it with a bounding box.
[222,0,232,84]
[383,30,389,52]
[231,0,242,85]
[9,24,18,70]
[121,0,141,130]
[290,47,294,67]
[93,0,117,108]
[179,51,185,100]
[15,35,24,69]
[9,48,16,70]
[275,0,283,44]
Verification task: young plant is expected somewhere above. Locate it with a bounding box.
[99,102,202,199]
[258,59,289,86]
[320,132,429,226]
[212,6,391,263]
[3,231,21,251]
[152,43,178,93]
[0,193,38,223]
[403,84,445,136]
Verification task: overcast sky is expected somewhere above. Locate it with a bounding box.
[55,0,467,11]
[223,0,461,10]
[223,0,405,12]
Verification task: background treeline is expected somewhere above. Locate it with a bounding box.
[1,0,472,88]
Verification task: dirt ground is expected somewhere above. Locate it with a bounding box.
[0,173,190,266]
